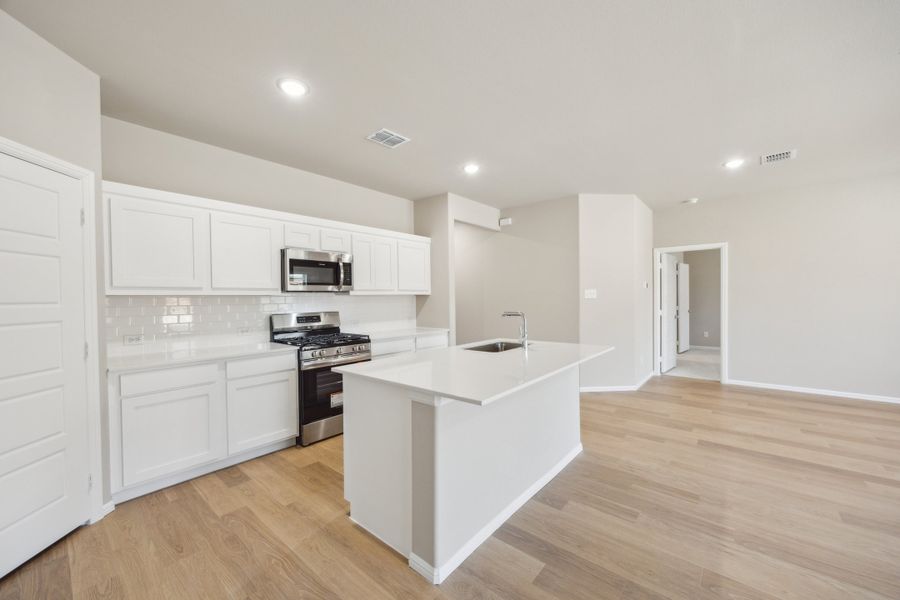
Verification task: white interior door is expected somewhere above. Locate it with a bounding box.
[0,152,91,577]
[660,254,678,372]
[677,263,690,353]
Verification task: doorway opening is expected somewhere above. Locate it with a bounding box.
[653,243,727,382]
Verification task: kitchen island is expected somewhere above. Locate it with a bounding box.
[334,339,613,584]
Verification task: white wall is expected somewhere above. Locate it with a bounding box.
[655,174,900,399]
[682,249,721,346]
[0,8,109,497]
[101,116,414,233]
[453,197,580,344]
[414,193,501,344]
[579,194,653,388]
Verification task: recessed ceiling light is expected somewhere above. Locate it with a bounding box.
[463,163,480,175]
[682,197,700,205]
[277,78,309,98]
[723,158,745,170]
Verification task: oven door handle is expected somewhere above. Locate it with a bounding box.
[300,353,371,371]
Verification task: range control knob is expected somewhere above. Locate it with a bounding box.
[336,347,343,354]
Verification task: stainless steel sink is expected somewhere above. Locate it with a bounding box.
[465,341,523,353]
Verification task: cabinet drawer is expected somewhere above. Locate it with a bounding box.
[120,363,219,397]
[226,352,297,380]
[416,333,448,350]
[371,337,416,357]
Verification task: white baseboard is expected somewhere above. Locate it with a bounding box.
[726,379,900,405]
[581,371,653,393]
[409,553,440,584]
[88,501,115,524]
[413,443,583,585]
[111,438,295,504]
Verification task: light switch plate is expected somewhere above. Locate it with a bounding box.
[584,288,598,299]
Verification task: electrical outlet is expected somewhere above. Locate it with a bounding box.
[123,334,144,345]
[583,288,598,299]
[237,327,251,335]
[704,331,709,338]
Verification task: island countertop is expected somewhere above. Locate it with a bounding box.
[334,339,613,405]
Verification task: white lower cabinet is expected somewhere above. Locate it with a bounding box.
[227,369,298,455]
[121,381,226,487]
[111,351,300,501]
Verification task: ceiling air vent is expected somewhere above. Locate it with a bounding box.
[760,149,797,165]
[367,128,410,148]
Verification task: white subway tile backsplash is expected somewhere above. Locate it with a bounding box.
[104,294,416,342]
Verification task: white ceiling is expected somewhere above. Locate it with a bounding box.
[3,0,899,209]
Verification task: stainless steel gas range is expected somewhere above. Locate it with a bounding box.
[270,311,371,446]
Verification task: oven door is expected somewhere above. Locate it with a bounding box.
[282,248,352,292]
[298,358,369,445]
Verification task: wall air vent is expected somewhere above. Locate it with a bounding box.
[367,128,410,148]
[760,149,797,164]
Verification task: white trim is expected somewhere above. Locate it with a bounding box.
[653,243,728,383]
[111,438,294,503]
[88,501,115,525]
[409,553,440,584]
[581,371,652,393]
[0,136,105,526]
[726,379,900,406]
[424,443,583,584]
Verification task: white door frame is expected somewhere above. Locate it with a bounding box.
[653,242,728,382]
[0,135,106,522]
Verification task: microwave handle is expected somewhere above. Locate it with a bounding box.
[338,260,345,291]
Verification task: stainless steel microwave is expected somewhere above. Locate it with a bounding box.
[282,248,353,292]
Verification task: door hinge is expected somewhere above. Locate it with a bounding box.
[80,208,85,226]
[84,342,89,359]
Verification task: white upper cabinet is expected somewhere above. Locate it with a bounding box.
[210,212,283,291]
[397,241,431,294]
[103,182,431,296]
[108,195,208,290]
[320,228,352,253]
[284,223,320,250]
[352,234,397,291]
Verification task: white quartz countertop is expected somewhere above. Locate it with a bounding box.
[364,327,450,341]
[106,336,297,373]
[334,339,614,405]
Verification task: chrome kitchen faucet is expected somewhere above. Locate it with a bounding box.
[501,311,528,348]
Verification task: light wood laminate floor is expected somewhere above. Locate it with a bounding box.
[3,376,900,599]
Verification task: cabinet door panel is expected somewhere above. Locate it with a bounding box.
[211,213,283,290]
[397,241,431,293]
[320,228,352,253]
[351,234,396,291]
[121,383,225,486]
[227,370,298,454]
[284,223,320,250]
[109,195,207,289]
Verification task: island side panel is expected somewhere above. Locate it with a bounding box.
[342,374,412,557]
[433,365,582,578]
